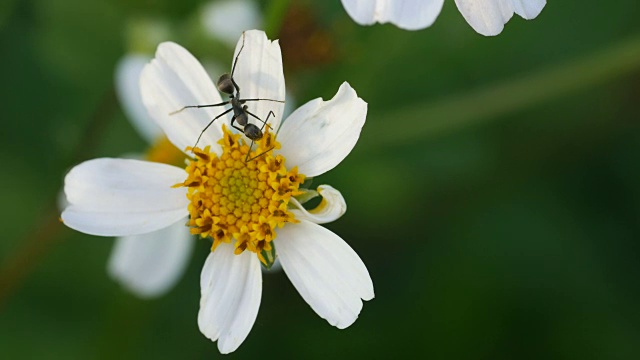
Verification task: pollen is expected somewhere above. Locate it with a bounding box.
[175,126,304,264]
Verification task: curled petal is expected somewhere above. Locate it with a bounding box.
[290,185,347,224]
[455,0,513,36]
[61,158,188,236]
[276,220,374,329]
[108,219,194,298]
[231,30,286,132]
[341,0,444,30]
[455,0,546,36]
[512,0,546,19]
[115,55,162,143]
[199,243,262,354]
[140,42,228,154]
[277,82,367,177]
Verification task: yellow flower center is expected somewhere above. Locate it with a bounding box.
[175,126,305,264]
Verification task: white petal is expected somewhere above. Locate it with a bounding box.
[231,30,286,132]
[290,185,347,224]
[341,0,444,30]
[108,219,194,298]
[140,42,229,154]
[283,90,296,120]
[276,220,374,329]
[277,82,367,177]
[61,158,189,236]
[198,243,262,354]
[512,0,546,20]
[455,0,545,36]
[115,55,163,143]
[201,0,262,47]
[455,0,513,36]
[57,188,69,212]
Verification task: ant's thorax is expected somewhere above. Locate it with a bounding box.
[230,95,242,109]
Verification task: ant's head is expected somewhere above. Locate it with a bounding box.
[244,123,263,141]
[216,74,235,95]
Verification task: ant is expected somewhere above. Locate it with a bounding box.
[170,32,284,161]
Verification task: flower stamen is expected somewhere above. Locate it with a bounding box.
[177,126,305,264]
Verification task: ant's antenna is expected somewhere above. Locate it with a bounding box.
[230,32,246,81]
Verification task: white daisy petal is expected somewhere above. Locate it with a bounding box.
[61,158,188,236]
[140,42,229,154]
[455,0,514,36]
[198,243,262,354]
[201,0,262,47]
[512,0,546,20]
[276,220,374,329]
[277,82,367,178]
[115,55,163,143]
[455,0,545,36]
[108,219,194,298]
[231,30,286,133]
[341,0,444,30]
[290,185,347,224]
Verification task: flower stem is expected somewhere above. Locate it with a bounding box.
[364,35,640,149]
[264,0,290,39]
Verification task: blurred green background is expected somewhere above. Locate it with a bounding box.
[1,0,640,358]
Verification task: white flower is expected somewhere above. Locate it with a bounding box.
[62,30,374,354]
[340,0,546,36]
[115,55,163,143]
[201,0,262,47]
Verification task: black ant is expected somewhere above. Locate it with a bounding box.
[170,32,284,161]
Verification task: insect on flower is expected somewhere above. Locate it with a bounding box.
[170,31,285,161]
[61,30,373,354]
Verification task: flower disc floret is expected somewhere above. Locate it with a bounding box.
[176,126,303,263]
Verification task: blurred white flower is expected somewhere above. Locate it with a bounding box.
[111,56,194,298]
[62,30,374,354]
[340,0,546,36]
[341,0,444,30]
[115,55,163,143]
[201,0,262,46]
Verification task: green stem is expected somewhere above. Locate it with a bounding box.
[263,0,290,39]
[365,35,640,148]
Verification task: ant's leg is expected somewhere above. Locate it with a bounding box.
[245,139,256,162]
[170,101,230,115]
[261,111,275,129]
[258,111,275,133]
[245,145,275,162]
[194,107,233,148]
[245,110,275,130]
[241,98,285,104]
[229,113,245,134]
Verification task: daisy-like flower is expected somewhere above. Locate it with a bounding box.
[340,0,546,36]
[62,30,374,353]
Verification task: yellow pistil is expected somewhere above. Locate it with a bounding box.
[175,125,304,264]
